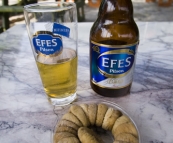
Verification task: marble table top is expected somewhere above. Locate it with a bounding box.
[0,22,173,143]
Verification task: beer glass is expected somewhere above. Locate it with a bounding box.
[24,2,78,106]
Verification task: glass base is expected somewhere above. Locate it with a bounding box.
[48,93,77,106]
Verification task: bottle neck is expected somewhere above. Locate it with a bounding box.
[99,0,134,19]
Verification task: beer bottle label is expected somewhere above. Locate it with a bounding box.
[90,41,139,89]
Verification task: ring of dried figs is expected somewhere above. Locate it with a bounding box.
[52,101,141,143]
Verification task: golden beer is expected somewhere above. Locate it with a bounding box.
[24,2,78,106]
[36,50,77,98]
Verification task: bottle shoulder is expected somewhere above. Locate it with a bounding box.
[90,19,139,45]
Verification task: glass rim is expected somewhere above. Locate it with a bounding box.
[24,2,76,13]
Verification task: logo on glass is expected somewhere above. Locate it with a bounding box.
[53,23,70,38]
[33,31,63,55]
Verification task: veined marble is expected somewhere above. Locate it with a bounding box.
[0,22,173,143]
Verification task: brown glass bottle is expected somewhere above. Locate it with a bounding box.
[90,0,139,97]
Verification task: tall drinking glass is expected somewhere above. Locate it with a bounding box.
[24,2,78,106]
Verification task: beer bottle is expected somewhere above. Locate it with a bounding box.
[90,0,139,97]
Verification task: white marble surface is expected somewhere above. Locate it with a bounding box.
[0,22,173,143]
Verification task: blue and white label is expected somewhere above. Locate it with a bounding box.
[91,41,138,89]
[53,23,70,38]
[33,32,63,55]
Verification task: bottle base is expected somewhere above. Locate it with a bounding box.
[91,82,131,97]
[48,93,77,106]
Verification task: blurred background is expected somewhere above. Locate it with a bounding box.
[0,0,173,33]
